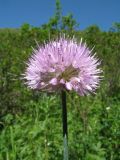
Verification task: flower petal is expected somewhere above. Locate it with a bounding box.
[49,78,58,85]
[65,82,73,90]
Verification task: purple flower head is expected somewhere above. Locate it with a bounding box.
[23,36,102,96]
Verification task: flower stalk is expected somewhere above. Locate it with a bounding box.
[61,90,68,160]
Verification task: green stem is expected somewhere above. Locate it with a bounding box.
[61,90,68,160]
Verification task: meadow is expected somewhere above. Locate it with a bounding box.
[0,24,120,160]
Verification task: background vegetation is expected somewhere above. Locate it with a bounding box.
[0,0,120,159]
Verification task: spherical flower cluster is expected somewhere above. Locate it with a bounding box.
[23,37,102,96]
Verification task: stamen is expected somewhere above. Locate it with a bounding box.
[59,65,79,81]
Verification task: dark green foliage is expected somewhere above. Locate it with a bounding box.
[61,14,78,31]
[42,0,61,30]
[0,24,120,160]
[110,22,120,32]
[42,0,78,32]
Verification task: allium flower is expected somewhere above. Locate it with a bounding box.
[23,36,102,95]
